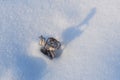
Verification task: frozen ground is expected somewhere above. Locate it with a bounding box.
[0,0,120,80]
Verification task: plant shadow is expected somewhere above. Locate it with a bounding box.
[56,8,96,58]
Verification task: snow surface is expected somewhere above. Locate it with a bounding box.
[0,0,120,80]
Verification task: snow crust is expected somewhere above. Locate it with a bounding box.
[0,0,120,80]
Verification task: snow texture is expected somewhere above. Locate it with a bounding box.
[0,0,120,80]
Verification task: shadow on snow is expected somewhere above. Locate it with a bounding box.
[56,8,96,58]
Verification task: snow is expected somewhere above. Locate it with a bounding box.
[0,0,120,80]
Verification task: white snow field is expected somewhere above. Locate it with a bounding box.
[0,0,120,80]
